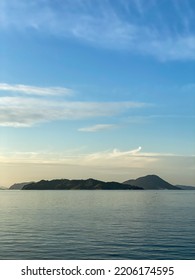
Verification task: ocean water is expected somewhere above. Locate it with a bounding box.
[0,190,195,260]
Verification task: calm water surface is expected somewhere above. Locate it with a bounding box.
[0,190,195,259]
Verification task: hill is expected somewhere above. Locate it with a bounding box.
[176,185,195,190]
[22,178,142,190]
[123,175,180,190]
[0,186,7,190]
[10,182,34,190]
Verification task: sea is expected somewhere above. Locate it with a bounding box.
[0,190,195,260]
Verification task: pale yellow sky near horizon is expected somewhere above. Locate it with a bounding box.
[1,148,194,187]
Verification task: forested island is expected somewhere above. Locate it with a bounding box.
[7,175,194,191]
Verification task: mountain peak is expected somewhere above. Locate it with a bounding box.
[124,175,180,190]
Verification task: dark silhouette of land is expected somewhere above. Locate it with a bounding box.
[9,182,33,190]
[5,174,195,190]
[175,185,195,190]
[123,175,181,190]
[22,178,142,190]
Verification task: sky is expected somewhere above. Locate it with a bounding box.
[0,0,195,187]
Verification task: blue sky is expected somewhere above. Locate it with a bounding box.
[0,0,194,187]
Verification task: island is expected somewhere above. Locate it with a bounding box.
[22,178,142,190]
[6,174,195,190]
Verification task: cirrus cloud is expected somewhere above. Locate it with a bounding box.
[0,83,72,96]
[78,124,116,132]
[0,0,194,60]
[0,95,147,127]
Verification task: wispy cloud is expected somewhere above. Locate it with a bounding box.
[0,83,72,96]
[0,95,147,127]
[1,146,193,170]
[110,146,142,157]
[125,114,195,124]
[78,124,116,132]
[1,0,194,60]
[0,147,161,166]
[82,147,178,167]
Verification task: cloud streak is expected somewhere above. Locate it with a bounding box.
[1,146,193,170]
[1,0,194,60]
[0,83,72,96]
[0,147,166,166]
[0,95,147,127]
[78,124,116,132]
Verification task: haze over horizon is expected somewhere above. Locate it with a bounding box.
[0,0,195,187]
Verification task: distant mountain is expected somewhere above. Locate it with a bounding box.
[123,175,180,190]
[22,178,142,190]
[10,182,33,190]
[176,185,195,190]
[0,186,7,190]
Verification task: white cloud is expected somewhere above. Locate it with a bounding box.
[125,114,195,124]
[79,147,158,169]
[0,96,147,127]
[1,146,193,170]
[0,83,72,96]
[111,146,142,157]
[78,124,116,132]
[0,147,159,167]
[1,0,194,60]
